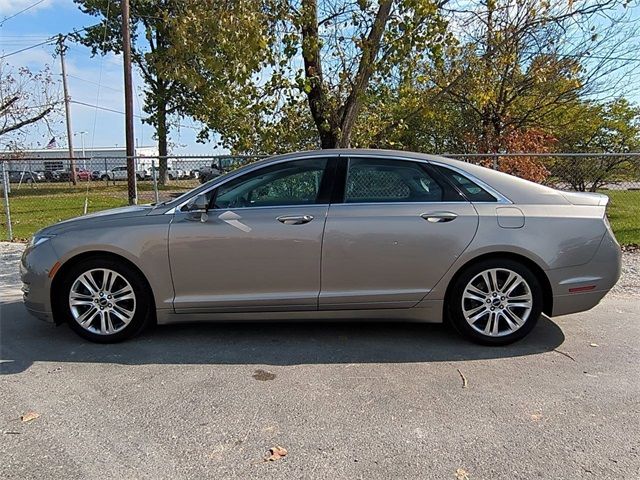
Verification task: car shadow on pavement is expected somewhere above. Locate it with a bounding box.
[0,301,565,374]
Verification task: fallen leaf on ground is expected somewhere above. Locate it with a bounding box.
[455,467,470,479]
[264,446,287,462]
[253,369,276,381]
[20,411,40,423]
[456,368,468,388]
[590,343,599,347]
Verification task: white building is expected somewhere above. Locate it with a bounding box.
[3,146,162,172]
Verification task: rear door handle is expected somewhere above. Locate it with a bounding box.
[421,212,458,223]
[277,215,314,225]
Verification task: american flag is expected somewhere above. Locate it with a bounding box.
[45,137,56,149]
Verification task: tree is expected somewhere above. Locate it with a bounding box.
[550,98,640,191]
[1,64,59,146]
[73,0,184,184]
[427,0,636,154]
[346,0,638,181]
[163,0,450,151]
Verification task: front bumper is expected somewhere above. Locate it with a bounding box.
[20,240,59,323]
[548,231,621,317]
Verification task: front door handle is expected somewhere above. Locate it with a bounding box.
[277,214,314,225]
[421,212,458,223]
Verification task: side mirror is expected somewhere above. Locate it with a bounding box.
[182,192,210,222]
[191,193,210,212]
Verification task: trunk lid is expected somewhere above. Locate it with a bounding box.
[561,191,609,207]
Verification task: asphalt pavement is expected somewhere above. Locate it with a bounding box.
[1,250,639,479]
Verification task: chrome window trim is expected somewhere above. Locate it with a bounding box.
[342,153,512,205]
[166,151,512,214]
[428,160,512,204]
[330,201,467,207]
[168,154,333,214]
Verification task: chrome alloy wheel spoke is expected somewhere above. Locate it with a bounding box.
[69,268,136,335]
[462,268,533,337]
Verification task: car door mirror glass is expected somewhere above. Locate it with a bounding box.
[182,192,210,213]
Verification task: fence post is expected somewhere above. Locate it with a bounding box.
[2,162,13,241]
[492,153,498,170]
[152,159,159,204]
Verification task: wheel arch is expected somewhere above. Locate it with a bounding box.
[444,251,553,318]
[50,250,157,325]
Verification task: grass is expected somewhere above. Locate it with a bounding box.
[604,190,640,246]
[0,181,197,242]
[1,182,639,245]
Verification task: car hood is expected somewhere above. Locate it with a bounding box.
[39,205,153,235]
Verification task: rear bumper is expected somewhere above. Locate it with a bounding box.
[547,232,621,317]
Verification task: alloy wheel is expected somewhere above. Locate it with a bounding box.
[461,268,533,337]
[68,268,137,335]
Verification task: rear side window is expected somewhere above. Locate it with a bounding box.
[435,165,497,202]
[345,158,446,203]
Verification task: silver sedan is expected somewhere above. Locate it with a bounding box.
[21,150,621,345]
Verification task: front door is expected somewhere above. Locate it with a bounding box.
[169,157,332,313]
[320,156,479,309]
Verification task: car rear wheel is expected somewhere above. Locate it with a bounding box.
[448,258,543,345]
[56,258,153,343]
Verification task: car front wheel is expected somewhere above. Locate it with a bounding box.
[448,259,543,345]
[55,258,153,343]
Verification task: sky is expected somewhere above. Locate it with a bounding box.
[0,0,223,155]
[2,0,640,156]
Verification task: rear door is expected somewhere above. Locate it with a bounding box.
[319,155,479,309]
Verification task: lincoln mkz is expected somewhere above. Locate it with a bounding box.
[21,150,621,344]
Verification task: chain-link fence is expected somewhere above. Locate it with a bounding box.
[1,153,639,243]
[0,155,261,241]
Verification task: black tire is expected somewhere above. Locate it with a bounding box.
[101,175,109,181]
[447,258,543,345]
[54,257,153,343]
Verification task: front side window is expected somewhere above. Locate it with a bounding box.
[344,158,445,203]
[213,158,328,209]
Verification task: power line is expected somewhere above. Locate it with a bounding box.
[0,38,56,59]
[0,0,48,26]
[70,99,199,131]
[0,24,100,60]
[63,73,124,93]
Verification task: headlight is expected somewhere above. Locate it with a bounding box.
[29,234,55,247]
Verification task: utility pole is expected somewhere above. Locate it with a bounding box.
[58,35,77,185]
[122,0,137,205]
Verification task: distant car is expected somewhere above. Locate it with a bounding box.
[42,170,60,182]
[7,170,44,183]
[198,162,223,183]
[144,166,182,181]
[56,168,91,182]
[21,149,621,344]
[95,166,145,181]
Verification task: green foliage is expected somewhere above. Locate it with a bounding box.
[161,0,449,151]
[549,99,640,191]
